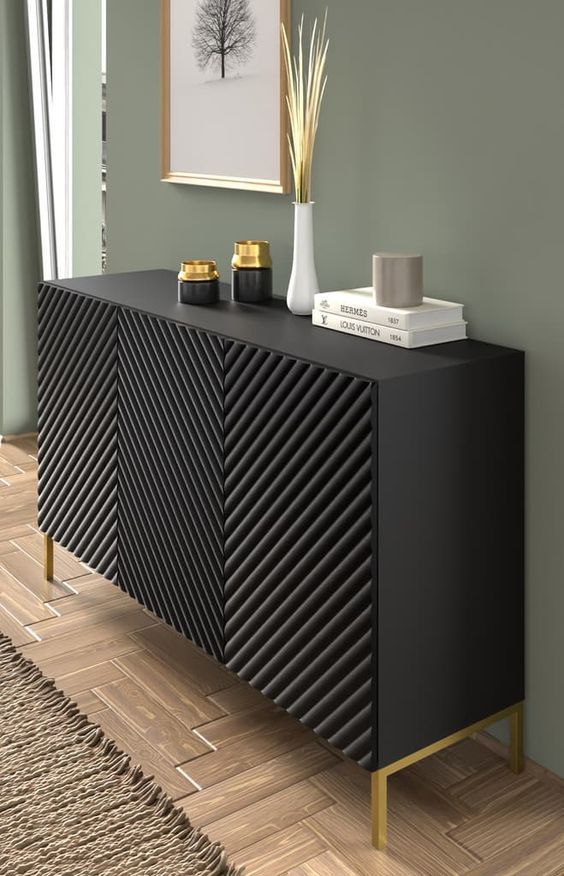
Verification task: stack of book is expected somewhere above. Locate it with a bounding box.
[312,287,467,349]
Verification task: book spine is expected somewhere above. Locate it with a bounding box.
[312,310,412,346]
[314,294,464,330]
[314,296,412,329]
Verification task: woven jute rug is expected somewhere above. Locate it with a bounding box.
[0,633,243,876]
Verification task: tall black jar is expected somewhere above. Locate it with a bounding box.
[178,260,220,305]
[231,241,273,303]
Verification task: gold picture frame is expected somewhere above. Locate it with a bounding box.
[161,0,291,194]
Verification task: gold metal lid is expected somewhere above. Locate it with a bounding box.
[178,260,219,282]
[232,241,272,270]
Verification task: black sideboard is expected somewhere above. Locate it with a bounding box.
[37,270,525,848]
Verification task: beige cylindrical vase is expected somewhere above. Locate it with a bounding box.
[373,253,423,308]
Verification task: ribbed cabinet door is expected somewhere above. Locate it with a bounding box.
[117,310,224,660]
[37,285,118,579]
[223,341,375,768]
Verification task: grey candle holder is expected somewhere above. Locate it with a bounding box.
[373,253,423,308]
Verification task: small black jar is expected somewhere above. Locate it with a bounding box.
[178,260,220,305]
[231,241,273,303]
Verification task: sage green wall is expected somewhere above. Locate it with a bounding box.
[106,0,564,776]
[72,0,102,276]
[0,0,40,436]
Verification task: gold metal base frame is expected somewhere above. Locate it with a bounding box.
[43,534,54,582]
[372,701,524,849]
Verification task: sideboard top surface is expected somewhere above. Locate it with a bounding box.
[51,270,521,382]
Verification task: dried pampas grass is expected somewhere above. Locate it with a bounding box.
[281,12,329,203]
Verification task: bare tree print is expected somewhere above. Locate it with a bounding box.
[192,0,256,79]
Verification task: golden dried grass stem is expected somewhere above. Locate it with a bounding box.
[282,11,329,204]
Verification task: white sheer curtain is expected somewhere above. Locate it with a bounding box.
[25,0,72,281]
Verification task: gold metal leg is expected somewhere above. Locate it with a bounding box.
[371,770,388,850]
[509,701,524,774]
[43,534,54,582]
[371,700,524,850]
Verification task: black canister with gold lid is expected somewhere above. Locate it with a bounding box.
[178,260,220,305]
[231,241,273,303]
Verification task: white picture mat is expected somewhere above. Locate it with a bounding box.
[169,0,281,182]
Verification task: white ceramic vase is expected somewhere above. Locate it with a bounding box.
[286,202,320,316]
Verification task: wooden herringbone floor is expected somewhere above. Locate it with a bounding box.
[1,436,563,875]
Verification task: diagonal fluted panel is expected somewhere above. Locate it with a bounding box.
[37,285,118,579]
[117,309,224,660]
[224,342,375,768]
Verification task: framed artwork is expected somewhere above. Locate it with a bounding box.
[161,0,291,193]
